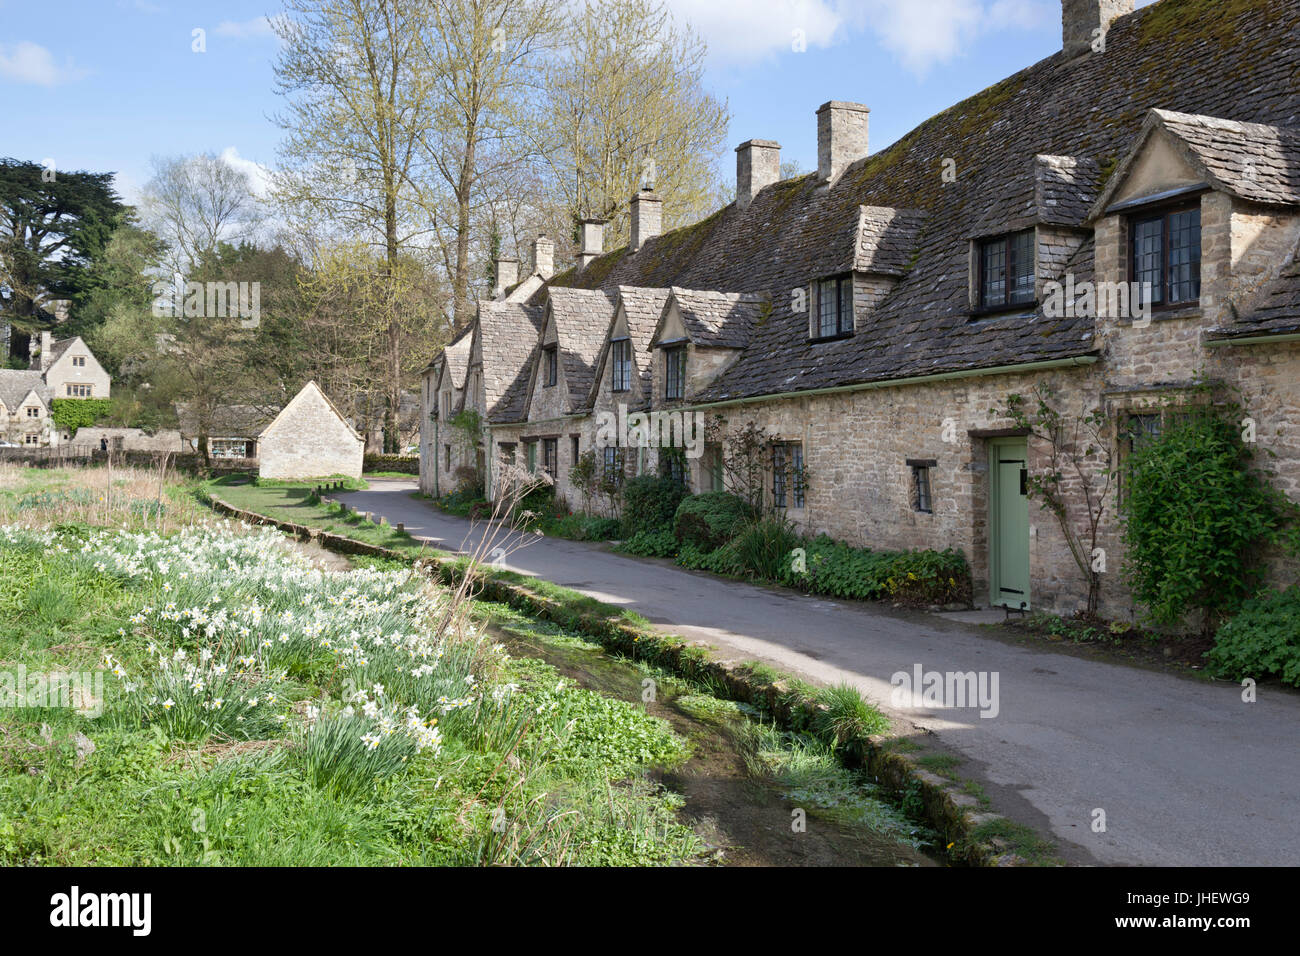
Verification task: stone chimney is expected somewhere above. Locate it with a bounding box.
[1062,0,1133,58]
[493,257,519,298]
[736,139,781,209]
[817,101,870,185]
[578,219,605,271]
[533,235,555,280]
[630,190,662,252]
[39,330,53,371]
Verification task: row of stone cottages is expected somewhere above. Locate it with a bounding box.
[420,0,1300,618]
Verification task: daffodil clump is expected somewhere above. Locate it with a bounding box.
[0,522,502,770]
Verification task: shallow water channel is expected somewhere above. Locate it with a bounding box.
[494,622,941,867]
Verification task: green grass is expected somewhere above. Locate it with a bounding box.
[202,479,428,556]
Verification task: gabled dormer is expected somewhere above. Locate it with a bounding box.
[966,155,1099,318]
[524,288,617,423]
[649,288,766,403]
[589,286,669,412]
[805,206,925,341]
[1089,110,1300,329]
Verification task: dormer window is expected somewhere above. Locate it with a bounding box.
[1130,204,1201,308]
[978,230,1036,311]
[543,345,558,387]
[611,339,632,392]
[813,275,854,340]
[664,346,686,400]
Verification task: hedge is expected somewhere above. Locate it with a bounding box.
[363,454,419,474]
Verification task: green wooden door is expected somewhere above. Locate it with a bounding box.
[990,439,1031,609]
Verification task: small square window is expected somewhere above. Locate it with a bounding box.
[978,230,1037,311]
[660,448,687,487]
[72,356,86,367]
[813,275,854,339]
[1130,205,1201,308]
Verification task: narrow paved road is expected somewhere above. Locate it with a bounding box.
[341,479,1299,866]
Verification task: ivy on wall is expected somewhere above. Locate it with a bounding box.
[50,398,112,433]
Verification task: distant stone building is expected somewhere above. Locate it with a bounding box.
[258,381,365,480]
[0,332,110,447]
[176,403,277,460]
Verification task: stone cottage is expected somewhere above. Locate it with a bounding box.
[422,0,1300,618]
[0,332,110,447]
[258,381,365,480]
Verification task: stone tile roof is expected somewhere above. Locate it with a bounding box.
[547,0,1300,404]
[855,207,929,274]
[660,288,769,349]
[0,370,47,411]
[441,333,471,391]
[1207,256,1300,340]
[969,155,1100,238]
[477,302,545,424]
[1151,109,1300,207]
[546,288,618,411]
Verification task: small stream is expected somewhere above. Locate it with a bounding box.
[494,623,941,867]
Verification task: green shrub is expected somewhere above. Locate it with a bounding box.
[1208,587,1300,686]
[363,454,419,474]
[618,528,678,558]
[553,513,621,541]
[778,535,971,606]
[731,516,802,581]
[673,492,755,550]
[1121,405,1299,631]
[620,475,687,538]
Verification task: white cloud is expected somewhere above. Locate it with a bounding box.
[662,0,843,62]
[214,17,277,40]
[842,0,1057,76]
[662,0,1065,74]
[219,147,273,199]
[0,41,87,86]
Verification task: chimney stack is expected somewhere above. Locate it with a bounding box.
[493,257,519,298]
[533,235,555,280]
[818,102,870,185]
[630,190,662,252]
[1062,0,1133,58]
[578,219,605,271]
[39,330,52,371]
[736,140,781,209]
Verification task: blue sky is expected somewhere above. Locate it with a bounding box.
[0,0,1158,204]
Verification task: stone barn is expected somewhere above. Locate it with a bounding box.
[258,382,364,480]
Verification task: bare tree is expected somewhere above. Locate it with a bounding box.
[535,0,730,245]
[140,153,261,275]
